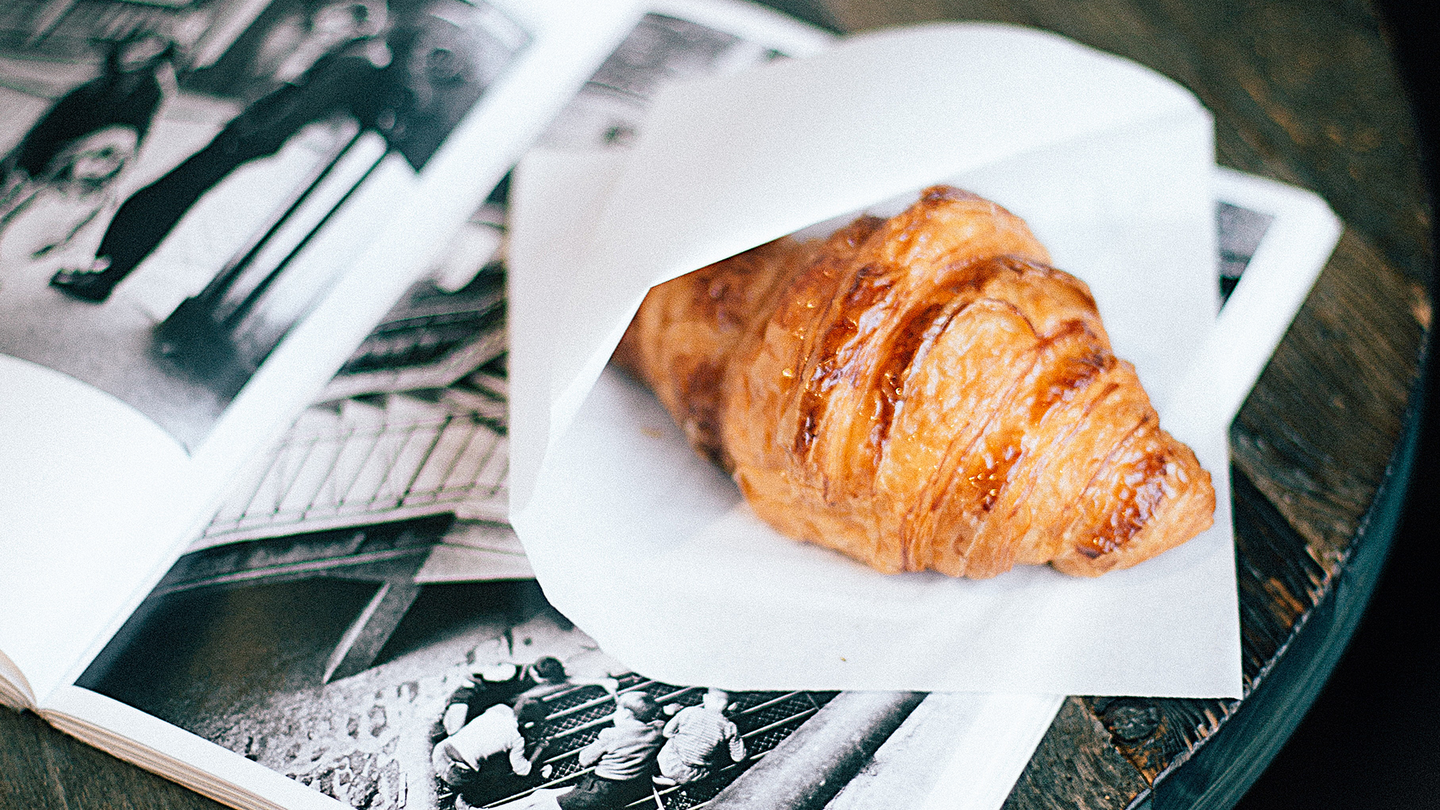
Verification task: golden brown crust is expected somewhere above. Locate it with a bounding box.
[615,186,1215,578]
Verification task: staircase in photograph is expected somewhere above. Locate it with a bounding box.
[200,368,509,545]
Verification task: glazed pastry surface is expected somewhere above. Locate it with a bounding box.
[615,186,1215,577]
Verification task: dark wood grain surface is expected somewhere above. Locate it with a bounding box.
[2,1,1431,808]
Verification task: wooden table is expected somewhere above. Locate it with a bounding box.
[2,1,1431,808]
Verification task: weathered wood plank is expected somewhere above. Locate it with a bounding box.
[1232,228,1428,558]
[0,708,229,810]
[1001,697,1152,810]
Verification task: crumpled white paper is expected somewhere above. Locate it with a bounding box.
[508,22,1246,697]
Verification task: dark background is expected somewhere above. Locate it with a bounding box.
[1235,3,1440,808]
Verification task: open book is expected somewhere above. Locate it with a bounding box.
[0,2,1339,809]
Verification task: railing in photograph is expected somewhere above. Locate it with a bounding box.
[471,675,839,810]
[201,389,508,544]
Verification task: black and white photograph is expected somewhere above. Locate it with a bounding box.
[193,354,512,548]
[0,0,529,449]
[182,0,827,551]
[77,520,850,810]
[189,182,512,549]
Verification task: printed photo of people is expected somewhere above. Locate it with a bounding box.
[77,517,845,810]
[0,0,529,449]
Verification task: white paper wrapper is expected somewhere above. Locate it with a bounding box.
[509,22,1246,696]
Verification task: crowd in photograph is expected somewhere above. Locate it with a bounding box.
[429,657,750,810]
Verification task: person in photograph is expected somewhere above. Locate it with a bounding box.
[432,699,548,808]
[435,661,532,743]
[509,655,578,710]
[655,688,746,786]
[0,125,137,269]
[0,32,170,199]
[512,656,620,719]
[48,0,522,304]
[48,0,394,303]
[556,691,666,810]
[0,34,172,267]
[435,656,619,753]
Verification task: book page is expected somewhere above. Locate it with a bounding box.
[0,0,640,706]
[59,578,862,810]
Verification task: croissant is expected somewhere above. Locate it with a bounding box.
[614,186,1215,578]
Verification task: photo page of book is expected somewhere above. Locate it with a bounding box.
[0,0,535,450]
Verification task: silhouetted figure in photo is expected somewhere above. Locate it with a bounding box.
[558,692,666,810]
[0,125,135,267]
[51,0,509,305]
[50,0,393,302]
[432,700,549,809]
[0,33,169,197]
[0,35,170,263]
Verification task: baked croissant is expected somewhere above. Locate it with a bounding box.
[614,186,1215,578]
